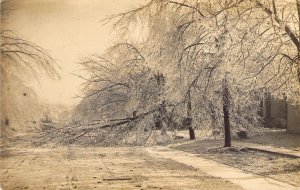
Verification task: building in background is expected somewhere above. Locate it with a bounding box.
[262,93,300,134]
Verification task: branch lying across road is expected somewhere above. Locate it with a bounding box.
[65,108,158,143]
[88,108,158,127]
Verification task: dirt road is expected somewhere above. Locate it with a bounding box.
[0,146,242,190]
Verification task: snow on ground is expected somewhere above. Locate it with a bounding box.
[172,139,300,186]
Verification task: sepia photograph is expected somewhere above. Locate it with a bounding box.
[1,0,300,189]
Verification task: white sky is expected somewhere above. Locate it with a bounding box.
[4,0,146,106]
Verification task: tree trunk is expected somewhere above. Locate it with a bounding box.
[154,72,166,134]
[297,0,300,82]
[209,102,216,128]
[222,79,231,147]
[160,101,167,135]
[187,90,195,140]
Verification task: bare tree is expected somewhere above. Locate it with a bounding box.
[77,43,159,118]
[1,0,59,78]
[104,0,300,146]
[66,0,300,146]
[1,30,59,79]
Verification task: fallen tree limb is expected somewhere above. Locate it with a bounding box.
[66,108,158,143]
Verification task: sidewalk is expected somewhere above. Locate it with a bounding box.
[147,146,299,190]
[233,141,300,158]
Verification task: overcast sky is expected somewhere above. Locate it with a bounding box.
[4,0,145,106]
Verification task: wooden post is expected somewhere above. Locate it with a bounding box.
[132,111,137,118]
[265,92,272,119]
[222,78,231,147]
[263,92,272,128]
[5,118,9,126]
[283,94,288,130]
